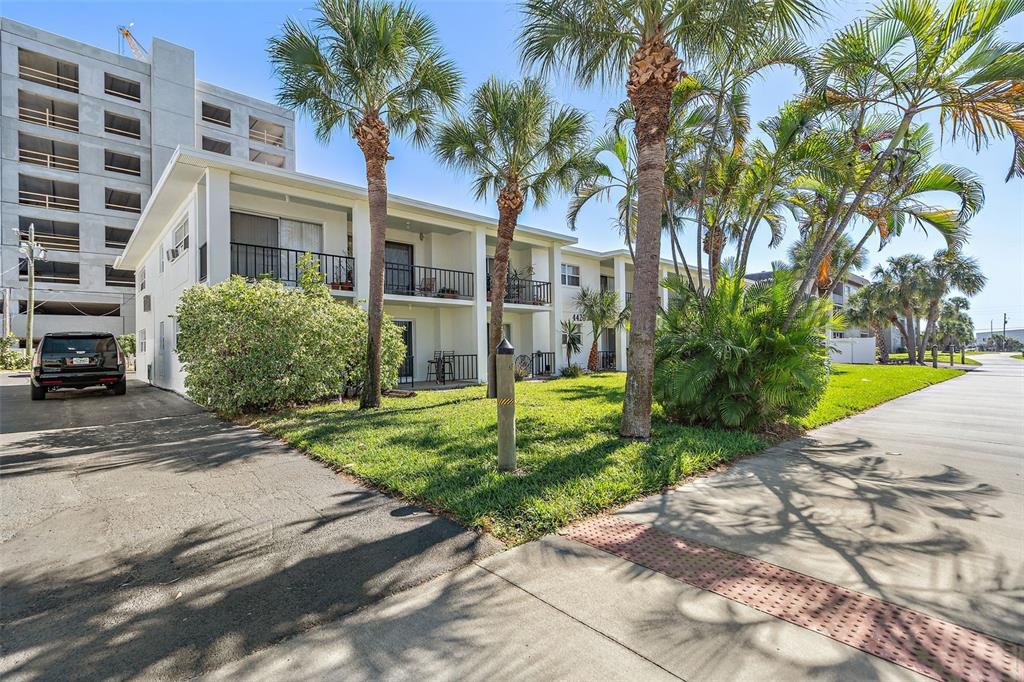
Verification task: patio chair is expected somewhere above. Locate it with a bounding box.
[418,276,437,296]
[426,350,455,384]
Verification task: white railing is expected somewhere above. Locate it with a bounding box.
[105,162,141,176]
[19,148,79,172]
[19,189,79,211]
[250,128,285,147]
[105,199,141,213]
[105,124,141,140]
[202,114,231,127]
[23,272,80,284]
[18,106,78,132]
[19,231,80,251]
[19,64,78,91]
[104,86,141,103]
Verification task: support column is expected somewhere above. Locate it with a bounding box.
[205,168,231,284]
[549,244,563,372]
[473,229,488,383]
[613,255,628,371]
[352,202,371,309]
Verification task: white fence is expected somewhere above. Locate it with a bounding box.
[830,337,875,364]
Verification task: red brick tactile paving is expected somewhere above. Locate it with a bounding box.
[563,515,1024,682]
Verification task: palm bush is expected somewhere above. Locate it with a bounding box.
[654,270,835,429]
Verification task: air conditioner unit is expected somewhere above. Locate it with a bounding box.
[142,295,151,312]
[165,248,179,262]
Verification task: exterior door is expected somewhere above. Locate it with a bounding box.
[385,241,414,295]
[394,320,414,383]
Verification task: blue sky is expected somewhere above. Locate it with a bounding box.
[5,0,1021,333]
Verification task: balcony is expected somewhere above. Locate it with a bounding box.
[20,218,79,252]
[18,48,78,93]
[18,91,78,132]
[19,175,79,212]
[230,243,355,290]
[19,133,79,172]
[385,263,473,299]
[104,73,141,103]
[249,117,286,147]
[487,275,551,306]
[105,111,141,140]
[597,350,616,370]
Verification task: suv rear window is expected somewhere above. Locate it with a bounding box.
[43,336,117,353]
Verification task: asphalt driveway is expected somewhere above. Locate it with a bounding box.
[0,375,500,680]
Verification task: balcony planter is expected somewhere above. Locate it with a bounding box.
[438,287,460,299]
[329,281,342,290]
[339,281,353,291]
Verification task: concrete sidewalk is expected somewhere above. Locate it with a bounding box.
[207,356,1022,680]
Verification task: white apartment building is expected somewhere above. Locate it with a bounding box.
[116,147,691,392]
[1,18,295,345]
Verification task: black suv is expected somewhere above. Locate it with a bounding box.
[31,332,127,400]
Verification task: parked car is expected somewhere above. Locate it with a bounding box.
[30,332,127,400]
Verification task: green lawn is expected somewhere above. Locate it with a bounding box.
[797,363,964,429]
[254,364,963,545]
[1012,354,1023,360]
[253,375,762,545]
[886,351,980,366]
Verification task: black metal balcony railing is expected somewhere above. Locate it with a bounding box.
[397,355,415,386]
[487,275,551,305]
[230,242,354,289]
[531,351,555,376]
[625,292,633,305]
[597,350,616,370]
[385,262,473,299]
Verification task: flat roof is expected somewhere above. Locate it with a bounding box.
[117,147,577,269]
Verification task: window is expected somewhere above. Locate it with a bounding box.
[201,101,231,127]
[199,243,208,281]
[20,259,79,284]
[105,226,134,249]
[19,174,79,211]
[249,149,286,167]
[249,116,286,147]
[173,318,180,350]
[562,330,582,346]
[561,263,580,286]
[138,266,146,291]
[105,188,142,213]
[104,150,141,176]
[105,265,135,287]
[18,48,78,92]
[159,321,165,351]
[138,328,147,354]
[104,73,141,102]
[172,220,189,257]
[599,275,614,292]
[202,137,231,155]
[18,132,79,171]
[18,91,79,132]
[104,111,141,139]
[19,217,79,252]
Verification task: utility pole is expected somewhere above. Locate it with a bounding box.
[16,223,45,358]
[1002,313,1008,351]
[2,287,10,338]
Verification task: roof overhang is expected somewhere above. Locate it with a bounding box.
[117,146,576,270]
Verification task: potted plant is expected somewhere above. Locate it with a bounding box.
[438,287,459,299]
[339,280,353,291]
[329,280,342,290]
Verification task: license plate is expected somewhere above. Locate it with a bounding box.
[70,357,91,366]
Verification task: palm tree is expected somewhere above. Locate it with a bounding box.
[573,287,628,371]
[916,251,986,362]
[560,319,583,367]
[873,254,928,364]
[790,0,1023,313]
[569,131,638,260]
[788,233,867,297]
[845,282,893,363]
[268,0,462,409]
[519,0,821,437]
[434,77,589,396]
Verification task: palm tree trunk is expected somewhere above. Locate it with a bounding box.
[873,324,889,363]
[903,310,917,364]
[357,115,390,410]
[487,185,523,397]
[588,338,599,371]
[620,34,681,440]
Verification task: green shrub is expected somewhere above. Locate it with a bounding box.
[117,333,136,357]
[1,334,29,370]
[654,270,836,430]
[176,272,404,415]
[560,364,583,378]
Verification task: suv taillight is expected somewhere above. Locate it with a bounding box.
[32,341,43,369]
[116,341,126,368]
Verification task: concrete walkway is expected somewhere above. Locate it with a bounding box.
[0,376,500,680]
[208,355,1022,681]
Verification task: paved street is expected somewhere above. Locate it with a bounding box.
[209,355,1022,681]
[0,376,500,680]
[2,356,1021,681]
